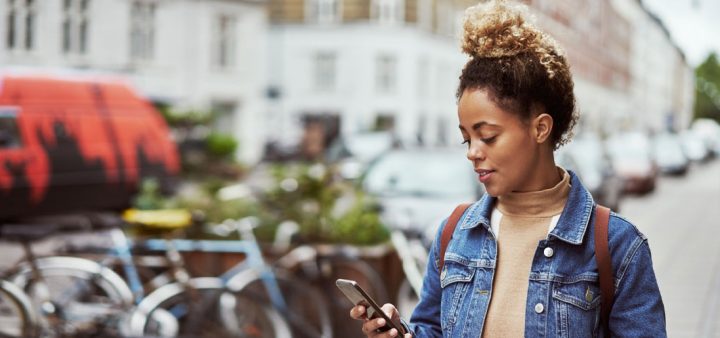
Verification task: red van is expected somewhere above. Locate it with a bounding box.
[0,72,180,220]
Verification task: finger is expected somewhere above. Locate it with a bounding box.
[404,333,413,338]
[363,317,389,336]
[350,305,366,320]
[381,303,398,318]
[380,328,401,337]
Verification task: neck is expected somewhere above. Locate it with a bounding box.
[513,150,560,193]
[497,168,570,217]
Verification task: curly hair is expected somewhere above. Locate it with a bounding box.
[457,0,578,149]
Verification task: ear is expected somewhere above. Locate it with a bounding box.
[532,113,554,144]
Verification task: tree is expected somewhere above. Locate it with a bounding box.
[694,53,720,123]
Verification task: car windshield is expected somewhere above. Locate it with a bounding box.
[567,139,604,172]
[654,135,685,162]
[363,150,475,197]
[607,134,651,160]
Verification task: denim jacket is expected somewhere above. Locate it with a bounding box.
[404,171,666,337]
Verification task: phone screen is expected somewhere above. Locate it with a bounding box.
[336,278,405,334]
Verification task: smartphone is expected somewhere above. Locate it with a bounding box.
[336,278,406,334]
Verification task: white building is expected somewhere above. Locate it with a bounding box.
[269,0,697,157]
[266,0,474,156]
[0,0,268,164]
[611,0,695,132]
[268,24,468,150]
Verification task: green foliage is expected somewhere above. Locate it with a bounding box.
[162,108,214,127]
[257,163,389,245]
[129,161,389,245]
[206,132,238,160]
[695,53,720,123]
[330,193,389,245]
[132,178,167,210]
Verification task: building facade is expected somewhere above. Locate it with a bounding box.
[527,0,633,134]
[610,0,694,132]
[1,0,694,163]
[1,0,268,163]
[266,0,476,154]
[269,0,695,155]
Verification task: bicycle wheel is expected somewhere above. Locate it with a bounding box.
[227,269,333,338]
[0,280,37,337]
[130,277,289,338]
[319,257,389,310]
[396,278,420,316]
[9,256,133,337]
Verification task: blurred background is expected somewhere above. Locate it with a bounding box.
[0,0,719,337]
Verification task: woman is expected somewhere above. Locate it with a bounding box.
[349,0,666,337]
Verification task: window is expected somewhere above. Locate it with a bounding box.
[213,15,236,68]
[5,0,35,51]
[62,0,91,54]
[376,54,397,93]
[310,0,339,23]
[211,101,237,136]
[130,1,155,61]
[373,114,395,132]
[372,0,401,24]
[0,108,22,148]
[314,52,336,91]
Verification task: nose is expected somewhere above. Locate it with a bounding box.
[466,141,486,163]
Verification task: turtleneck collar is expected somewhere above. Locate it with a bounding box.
[496,167,570,217]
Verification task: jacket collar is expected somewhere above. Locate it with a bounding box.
[459,170,595,245]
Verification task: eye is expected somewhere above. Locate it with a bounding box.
[481,136,497,144]
[461,139,470,146]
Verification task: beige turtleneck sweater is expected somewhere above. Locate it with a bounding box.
[481,168,570,338]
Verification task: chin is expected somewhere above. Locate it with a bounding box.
[483,185,503,198]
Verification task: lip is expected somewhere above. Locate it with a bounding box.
[475,169,495,183]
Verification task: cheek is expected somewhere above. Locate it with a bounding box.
[493,137,535,176]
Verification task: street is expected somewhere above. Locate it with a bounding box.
[621,159,720,337]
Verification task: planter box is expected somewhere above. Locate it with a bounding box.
[181,242,405,338]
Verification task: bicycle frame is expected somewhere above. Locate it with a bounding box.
[127,228,290,315]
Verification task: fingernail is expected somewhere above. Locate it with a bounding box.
[377,318,385,325]
[390,328,398,336]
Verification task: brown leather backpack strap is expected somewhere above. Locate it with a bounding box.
[595,204,614,337]
[438,203,472,273]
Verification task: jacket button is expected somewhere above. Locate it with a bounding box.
[534,303,544,314]
[543,247,554,258]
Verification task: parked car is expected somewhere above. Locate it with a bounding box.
[680,130,712,162]
[555,135,622,210]
[0,72,180,220]
[652,133,690,176]
[326,131,396,180]
[606,132,658,194]
[361,147,482,240]
[691,118,720,156]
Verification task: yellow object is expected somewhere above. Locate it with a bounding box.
[122,209,193,229]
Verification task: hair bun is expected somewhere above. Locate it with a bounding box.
[462,0,550,58]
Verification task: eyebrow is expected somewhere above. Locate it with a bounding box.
[459,121,498,131]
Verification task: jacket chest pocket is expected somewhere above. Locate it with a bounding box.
[552,280,602,338]
[440,261,475,334]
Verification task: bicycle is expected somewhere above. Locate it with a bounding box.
[390,227,429,316]
[0,278,38,337]
[1,214,137,337]
[124,214,332,338]
[268,221,391,338]
[4,212,283,337]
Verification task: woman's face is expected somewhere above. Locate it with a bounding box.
[458,89,548,197]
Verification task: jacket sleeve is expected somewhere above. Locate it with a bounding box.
[403,219,447,337]
[609,238,667,337]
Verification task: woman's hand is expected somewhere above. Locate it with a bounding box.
[349,303,412,338]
